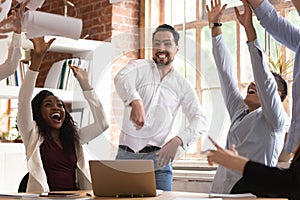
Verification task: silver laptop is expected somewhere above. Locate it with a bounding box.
[89,160,157,197]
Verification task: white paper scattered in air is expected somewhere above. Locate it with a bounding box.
[16,0,45,10]
[0,0,12,21]
[22,10,82,39]
[206,0,243,8]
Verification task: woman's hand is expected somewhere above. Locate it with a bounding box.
[13,0,30,34]
[206,141,248,174]
[29,36,55,71]
[0,7,16,39]
[69,65,92,91]
[31,36,55,57]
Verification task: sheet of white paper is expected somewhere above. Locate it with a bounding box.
[224,0,243,8]
[17,0,45,10]
[205,0,243,8]
[0,193,39,198]
[209,193,256,198]
[44,60,65,89]
[0,0,12,21]
[22,10,82,39]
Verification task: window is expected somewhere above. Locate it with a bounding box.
[143,0,295,160]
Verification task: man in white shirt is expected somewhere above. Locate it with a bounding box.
[114,24,208,191]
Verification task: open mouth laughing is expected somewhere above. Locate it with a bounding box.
[50,112,62,122]
[248,88,256,94]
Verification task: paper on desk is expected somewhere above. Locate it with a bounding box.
[174,198,221,200]
[17,0,45,10]
[0,192,39,198]
[209,193,256,198]
[0,0,12,21]
[22,10,82,39]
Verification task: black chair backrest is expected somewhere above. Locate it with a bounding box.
[18,172,29,193]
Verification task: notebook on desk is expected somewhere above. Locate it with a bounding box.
[89,160,157,197]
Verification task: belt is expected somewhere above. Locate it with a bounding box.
[119,145,161,153]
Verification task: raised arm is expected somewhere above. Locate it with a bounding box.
[0,1,28,81]
[206,0,245,118]
[17,37,55,144]
[238,0,289,129]
[205,0,226,37]
[69,66,109,144]
[252,0,300,52]
[234,0,256,42]
[0,6,15,39]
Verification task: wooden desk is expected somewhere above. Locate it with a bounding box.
[0,190,288,200]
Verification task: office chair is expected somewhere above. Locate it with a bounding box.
[18,172,29,192]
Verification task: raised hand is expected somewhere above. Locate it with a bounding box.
[13,0,29,34]
[0,9,16,39]
[234,0,256,42]
[29,36,55,71]
[31,37,55,57]
[234,0,253,29]
[69,65,92,91]
[205,0,227,24]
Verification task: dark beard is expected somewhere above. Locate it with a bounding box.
[153,56,171,66]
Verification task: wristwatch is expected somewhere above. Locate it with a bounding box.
[209,22,222,28]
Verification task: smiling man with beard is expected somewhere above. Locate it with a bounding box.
[206,0,290,194]
[114,24,208,191]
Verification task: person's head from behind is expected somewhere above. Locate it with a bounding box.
[152,24,179,67]
[244,72,288,111]
[31,90,78,148]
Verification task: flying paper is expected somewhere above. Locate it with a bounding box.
[0,0,12,21]
[17,0,45,10]
[22,10,82,39]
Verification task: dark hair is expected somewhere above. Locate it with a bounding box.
[152,24,180,45]
[31,90,79,151]
[272,72,288,102]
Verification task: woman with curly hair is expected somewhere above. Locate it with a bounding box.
[17,37,109,193]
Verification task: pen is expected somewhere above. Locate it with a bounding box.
[208,135,218,147]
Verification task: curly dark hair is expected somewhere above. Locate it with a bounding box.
[31,90,79,152]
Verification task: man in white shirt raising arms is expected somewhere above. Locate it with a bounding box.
[114,24,208,191]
